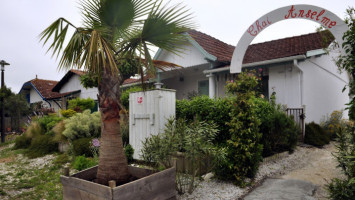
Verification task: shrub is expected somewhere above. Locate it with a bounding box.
[36,114,63,134]
[72,138,93,157]
[176,96,232,144]
[73,155,97,171]
[124,144,134,163]
[305,122,330,147]
[54,153,71,166]
[215,71,263,186]
[52,121,67,143]
[60,109,77,118]
[321,110,346,140]
[68,97,95,112]
[141,118,223,194]
[254,97,300,157]
[24,121,42,139]
[327,119,355,199]
[13,135,31,149]
[26,134,58,158]
[62,110,101,141]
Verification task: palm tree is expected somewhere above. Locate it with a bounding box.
[40,0,193,185]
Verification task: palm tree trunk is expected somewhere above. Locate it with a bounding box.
[96,68,130,185]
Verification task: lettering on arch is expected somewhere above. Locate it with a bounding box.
[230,4,348,73]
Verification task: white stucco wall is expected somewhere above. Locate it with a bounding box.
[156,43,209,68]
[301,54,349,123]
[29,88,61,111]
[60,74,98,100]
[268,53,349,123]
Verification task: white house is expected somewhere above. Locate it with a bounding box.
[154,30,350,123]
[19,77,69,111]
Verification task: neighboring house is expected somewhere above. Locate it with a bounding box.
[51,69,149,110]
[19,77,69,111]
[154,30,350,123]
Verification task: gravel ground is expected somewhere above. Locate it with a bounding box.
[178,143,341,200]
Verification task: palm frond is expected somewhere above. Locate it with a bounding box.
[39,18,76,58]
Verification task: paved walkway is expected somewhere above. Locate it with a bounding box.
[244,178,316,200]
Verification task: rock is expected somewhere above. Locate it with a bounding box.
[202,172,214,181]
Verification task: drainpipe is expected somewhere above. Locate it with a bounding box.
[293,59,303,106]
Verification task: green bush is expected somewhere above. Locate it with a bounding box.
[68,97,95,112]
[305,122,330,147]
[54,153,71,166]
[321,110,346,140]
[60,109,77,118]
[141,118,223,194]
[73,155,97,171]
[36,114,63,134]
[26,134,58,158]
[13,135,31,149]
[124,144,134,162]
[254,97,299,157]
[62,110,101,141]
[72,138,93,157]
[176,96,232,144]
[215,71,263,186]
[327,178,355,199]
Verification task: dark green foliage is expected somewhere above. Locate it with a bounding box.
[176,96,232,144]
[68,97,95,112]
[80,73,99,89]
[327,178,355,199]
[73,155,97,171]
[254,98,300,157]
[336,8,355,120]
[327,122,355,199]
[72,138,93,157]
[13,135,31,149]
[26,135,58,158]
[36,114,63,134]
[304,122,330,147]
[120,86,144,110]
[214,71,263,186]
[124,144,134,162]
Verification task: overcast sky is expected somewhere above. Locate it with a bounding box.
[0,0,353,93]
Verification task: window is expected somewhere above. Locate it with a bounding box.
[198,80,209,96]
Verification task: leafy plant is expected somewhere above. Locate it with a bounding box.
[73,155,98,171]
[67,97,95,113]
[60,109,77,118]
[215,71,263,187]
[36,114,63,135]
[305,122,329,147]
[327,121,355,199]
[62,110,101,141]
[124,144,134,163]
[120,86,145,110]
[141,118,223,194]
[254,97,300,157]
[321,110,347,140]
[72,137,93,157]
[13,135,31,149]
[26,134,58,158]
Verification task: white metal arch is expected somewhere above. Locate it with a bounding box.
[230,4,348,73]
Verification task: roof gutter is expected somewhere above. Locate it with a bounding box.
[203,55,307,74]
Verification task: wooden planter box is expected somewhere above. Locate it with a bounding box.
[61,166,176,200]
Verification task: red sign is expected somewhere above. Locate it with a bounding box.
[137,96,143,104]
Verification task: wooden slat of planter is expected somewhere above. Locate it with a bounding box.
[128,166,155,179]
[113,168,176,200]
[61,175,112,200]
[72,166,98,180]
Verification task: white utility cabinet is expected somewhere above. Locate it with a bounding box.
[129,89,176,159]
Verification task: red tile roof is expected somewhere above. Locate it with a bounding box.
[29,79,64,99]
[122,76,149,85]
[187,30,334,64]
[188,30,234,62]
